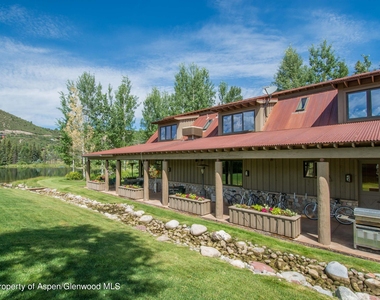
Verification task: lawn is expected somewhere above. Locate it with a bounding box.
[14,177,380,273]
[0,184,333,300]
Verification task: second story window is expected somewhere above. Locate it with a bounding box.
[160,124,177,141]
[222,110,255,134]
[296,97,309,112]
[347,88,380,120]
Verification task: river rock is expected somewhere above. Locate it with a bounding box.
[312,286,333,297]
[156,235,171,242]
[236,241,247,249]
[133,210,145,217]
[200,246,221,258]
[211,230,232,242]
[249,262,275,274]
[335,286,358,300]
[325,261,350,285]
[190,224,207,236]
[104,213,119,220]
[355,292,380,300]
[308,268,320,280]
[281,271,308,285]
[165,220,180,229]
[139,215,153,223]
[230,259,245,268]
[365,279,380,296]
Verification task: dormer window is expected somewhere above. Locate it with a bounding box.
[296,97,308,112]
[347,87,380,120]
[222,110,255,134]
[160,124,177,141]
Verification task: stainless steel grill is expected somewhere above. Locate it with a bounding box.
[353,207,380,251]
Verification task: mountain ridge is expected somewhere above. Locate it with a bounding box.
[0,109,57,136]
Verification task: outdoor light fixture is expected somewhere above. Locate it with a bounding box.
[168,167,172,172]
[245,170,250,177]
[197,163,208,197]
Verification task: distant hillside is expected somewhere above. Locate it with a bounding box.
[0,109,62,165]
[0,109,57,137]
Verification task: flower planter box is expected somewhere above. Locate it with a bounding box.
[229,206,301,238]
[169,195,211,216]
[118,186,144,199]
[87,181,106,191]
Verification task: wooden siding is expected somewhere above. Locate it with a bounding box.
[243,158,357,200]
[167,158,358,201]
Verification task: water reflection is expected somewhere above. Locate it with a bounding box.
[0,167,71,183]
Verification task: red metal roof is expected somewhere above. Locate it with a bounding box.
[85,120,380,157]
[264,90,338,131]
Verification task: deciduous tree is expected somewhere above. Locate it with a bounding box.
[140,87,171,141]
[354,54,372,74]
[172,63,216,115]
[308,40,348,83]
[273,46,309,90]
[109,76,139,148]
[218,82,243,104]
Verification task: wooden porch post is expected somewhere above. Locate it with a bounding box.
[215,160,223,219]
[86,159,90,182]
[116,160,121,194]
[162,160,169,206]
[143,160,149,201]
[317,161,331,245]
[104,160,109,191]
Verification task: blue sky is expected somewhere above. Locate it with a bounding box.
[0,0,379,129]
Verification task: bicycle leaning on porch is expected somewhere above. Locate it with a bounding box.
[303,198,354,225]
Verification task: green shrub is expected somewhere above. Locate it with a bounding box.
[65,171,83,180]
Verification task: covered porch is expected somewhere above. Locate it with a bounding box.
[84,144,380,249]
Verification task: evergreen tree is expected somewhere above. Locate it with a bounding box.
[273,46,309,90]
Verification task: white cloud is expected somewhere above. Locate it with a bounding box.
[0,4,75,39]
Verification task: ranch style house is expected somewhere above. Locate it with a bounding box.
[83,70,380,244]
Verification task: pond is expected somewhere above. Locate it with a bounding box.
[0,167,71,183]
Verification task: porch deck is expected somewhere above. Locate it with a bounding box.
[104,189,380,262]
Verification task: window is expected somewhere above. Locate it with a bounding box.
[160,124,177,141]
[347,88,380,120]
[222,110,255,134]
[203,119,213,130]
[222,160,242,186]
[362,163,379,192]
[303,161,317,178]
[296,97,309,111]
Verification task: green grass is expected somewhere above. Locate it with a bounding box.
[0,186,331,300]
[16,176,380,274]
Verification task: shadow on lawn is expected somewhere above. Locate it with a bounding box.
[0,225,165,300]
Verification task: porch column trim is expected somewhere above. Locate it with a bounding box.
[143,160,149,201]
[317,161,331,245]
[162,160,169,206]
[116,160,121,194]
[105,160,109,191]
[215,160,223,219]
